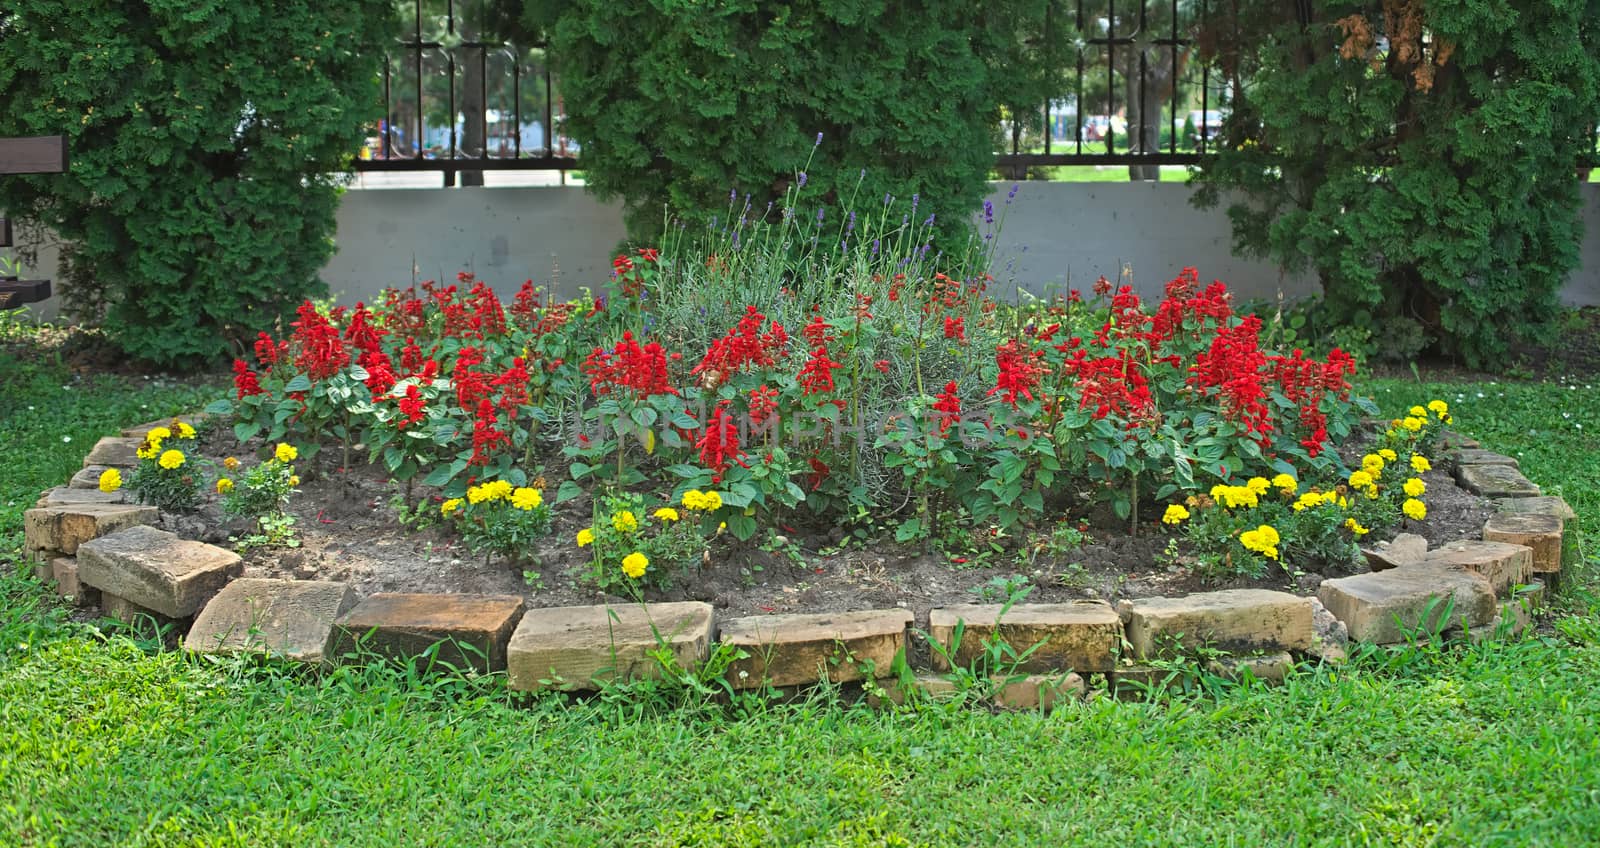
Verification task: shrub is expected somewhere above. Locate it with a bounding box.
[495,0,1071,247]
[1191,0,1600,366]
[219,444,302,550]
[0,1,392,366]
[444,479,553,565]
[128,421,204,512]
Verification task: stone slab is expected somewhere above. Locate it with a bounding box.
[867,672,1084,711]
[1441,431,1480,450]
[100,591,181,627]
[720,609,913,689]
[1482,513,1563,575]
[331,593,526,673]
[36,486,129,507]
[1361,532,1428,572]
[1456,463,1540,498]
[1317,562,1497,644]
[82,436,143,469]
[76,525,242,618]
[23,502,158,556]
[185,579,358,664]
[1123,589,1314,660]
[506,602,714,692]
[50,556,99,606]
[1451,449,1518,468]
[1423,539,1533,595]
[1206,652,1295,684]
[927,601,1122,673]
[1493,496,1577,524]
[1107,665,1195,698]
[70,466,113,489]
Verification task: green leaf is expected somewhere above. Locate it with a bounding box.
[203,399,234,416]
[894,518,923,542]
[556,480,584,503]
[233,422,261,443]
[727,513,758,541]
[284,374,312,393]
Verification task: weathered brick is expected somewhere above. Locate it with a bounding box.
[1482,513,1563,575]
[1451,449,1518,468]
[69,466,112,490]
[50,556,99,606]
[185,579,357,664]
[35,486,129,507]
[867,672,1084,711]
[23,502,158,556]
[1456,463,1540,498]
[331,593,525,673]
[1361,532,1427,572]
[76,525,242,618]
[506,602,714,692]
[1317,563,1497,644]
[1423,539,1533,595]
[720,609,912,689]
[1124,589,1313,660]
[1493,495,1577,524]
[82,436,143,469]
[1206,652,1296,684]
[927,601,1121,673]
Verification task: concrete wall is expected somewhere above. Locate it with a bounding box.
[14,181,1600,319]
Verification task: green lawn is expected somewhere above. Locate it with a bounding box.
[2,350,1598,846]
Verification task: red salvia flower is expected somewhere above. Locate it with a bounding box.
[468,398,510,467]
[748,384,779,427]
[396,384,427,429]
[696,400,748,484]
[932,381,962,436]
[989,339,1045,407]
[943,316,966,342]
[692,306,788,385]
[798,345,843,397]
[254,332,288,369]
[290,301,349,380]
[232,359,265,399]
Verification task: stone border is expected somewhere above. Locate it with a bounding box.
[25,422,1571,710]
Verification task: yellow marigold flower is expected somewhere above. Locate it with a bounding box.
[137,441,160,460]
[1343,518,1369,536]
[1378,449,1397,462]
[175,421,196,439]
[511,487,543,511]
[1401,417,1423,432]
[1162,504,1189,525]
[1409,405,1426,417]
[466,485,487,504]
[612,510,639,533]
[681,490,705,510]
[216,477,233,494]
[1245,477,1270,495]
[275,443,298,462]
[1403,498,1427,521]
[1365,485,1379,500]
[1361,454,1385,475]
[576,528,595,547]
[653,507,681,522]
[98,468,122,493]
[702,491,723,511]
[1410,454,1432,473]
[158,449,185,470]
[621,551,649,579]
[288,475,300,487]
[1292,492,1321,512]
[1348,470,1374,489]
[223,456,240,471]
[1403,478,1426,498]
[147,426,173,443]
[1239,525,1280,560]
[441,497,463,516]
[1428,400,1448,416]
[485,480,513,501]
[1271,473,1298,494]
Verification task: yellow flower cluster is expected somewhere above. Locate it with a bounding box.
[1210,478,1270,509]
[1292,489,1349,512]
[576,527,595,547]
[1239,525,1280,560]
[158,449,186,470]
[510,487,543,511]
[440,497,463,516]
[467,479,514,504]
[611,510,639,533]
[653,507,681,522]
[98,469,122,493]
[1343,518,1369,536]
[1403,498,1427,521]
[216,478,234,494]
[1162,504,1189,525]
[1271,474,1298,495]
[621,551,649,578]
[275,443,298,463]
[1347,469,1378,500]
[681,490,723,511]
[135,419,197,461]
[1402,478,1426,498]
[1410,454,1431,473]
[1388,399,1451,438]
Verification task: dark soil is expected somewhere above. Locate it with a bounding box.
[156,421,1498,636]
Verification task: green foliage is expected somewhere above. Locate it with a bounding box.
[446,480,553,564]
[127,431,205,512]
[220,451,301,550]
[500,0,1071,246]
[1192,0,1600,367]
[580,491,709,593]
[0,1,392,366]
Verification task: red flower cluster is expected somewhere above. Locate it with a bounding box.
[797,345,843,397]
[693,306,789,386]
[1266,347,1358,455]
[1064,348,1155,423]
[468,398,510,467]
[583,331,676,398]
[989,339,1045,407]
[697,400,748,483]
[233,359,265,399]
[396,385,427,429]
[944,316,966,342]
[290,301,349,380]
[748,385,779,426]
[1189,315,1273,438]
[932,381,962,436]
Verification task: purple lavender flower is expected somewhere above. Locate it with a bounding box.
[859,168,865,179]
[983,200,995,224]
[798,172,807,188]
[884,193,892,206]
[872,238,880,255]
[911,194,920,214]
[730,187,737,202]
[1007,183,1019,202]
[815,132,823,146]
[816,207,825,224]
[847,211,856,233]
[732,231,741,250]
[924,214,936,226]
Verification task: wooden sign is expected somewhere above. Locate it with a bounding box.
[0,136,69,174]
